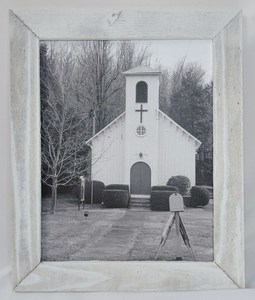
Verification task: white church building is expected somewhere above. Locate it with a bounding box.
[86,66,201,197]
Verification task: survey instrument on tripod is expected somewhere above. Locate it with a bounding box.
[155,192,196,261]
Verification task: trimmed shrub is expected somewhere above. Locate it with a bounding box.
[189,186,210,207]
[103,189,129,208]
[166,176,191,195]
[183,195,192,207]
[89,181,105,204]
[73,180,105,204]
[150,190,177,211]
[203,186,213,199]
[105,184,129,192]
[105,184,130,206]
[151,185,179,192]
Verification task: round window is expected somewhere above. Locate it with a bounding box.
[136,125,146,137]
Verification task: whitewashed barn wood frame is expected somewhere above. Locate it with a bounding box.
[10,9,244,291]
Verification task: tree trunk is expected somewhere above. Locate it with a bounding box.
[91,180,93,205]
[51,178,58,213]
[92,110,96,136]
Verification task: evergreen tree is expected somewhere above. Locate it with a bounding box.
[166,60,213,185]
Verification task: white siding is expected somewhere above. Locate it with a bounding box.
[158,113,198,186]
[89,75,200,189]
[90,115,125,186]
[124,75,160,186]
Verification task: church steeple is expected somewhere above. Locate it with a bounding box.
[122,66,161,187]
[123,66,161,125]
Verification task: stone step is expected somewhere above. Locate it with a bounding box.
[129,203,150,207]
[130,202,150,207]
[130,198,150,204]
[130,203,150,207]
[129,198,151,210]
[130,204,150,207]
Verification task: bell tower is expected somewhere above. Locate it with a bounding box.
[122,66,161,194]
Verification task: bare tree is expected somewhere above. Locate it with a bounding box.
[77,41,151,134]
[40,41,151,211]
[41,44,90,213]
[76,41,118,134]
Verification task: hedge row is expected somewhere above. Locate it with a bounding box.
[151,185,179,192]
[150,186,210,211]
[73,180,105,204]
[105,184,129,192]
[102,189,129,208]
[104,184,130,207]
[74,182,131,207]
[150,190,177,211]
[73,178,210,209]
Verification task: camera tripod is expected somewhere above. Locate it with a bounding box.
[155,211,196,261]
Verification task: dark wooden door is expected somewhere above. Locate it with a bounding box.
[130,162,151,195]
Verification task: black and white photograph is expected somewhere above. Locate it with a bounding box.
[40,40,213,262]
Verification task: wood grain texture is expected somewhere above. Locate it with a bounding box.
[15,261,237,292]
[213,12,245,287]
[9,9,244,291]
[10,11,41,289]
[12,9,239,40]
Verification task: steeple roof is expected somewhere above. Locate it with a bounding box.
[122,65,161,76]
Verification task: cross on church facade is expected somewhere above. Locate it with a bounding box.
[135,104,148,123]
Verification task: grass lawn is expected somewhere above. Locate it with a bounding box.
[41,195,213,262]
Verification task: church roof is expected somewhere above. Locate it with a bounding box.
[86,110,201,151]
[122,66,161,76]
[86,112,125,145]
[158,110,201,150]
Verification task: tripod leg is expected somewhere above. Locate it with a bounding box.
[155,214,175,260]
[175,212,182,261]
[179,218,188,245]
[179,216,196,261]
[162,214,175,246]
[179,221,193,257]
[155,241,164,261]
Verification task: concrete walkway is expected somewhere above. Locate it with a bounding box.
[70,211,149,260]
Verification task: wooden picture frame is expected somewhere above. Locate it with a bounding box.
[10,9,244,291]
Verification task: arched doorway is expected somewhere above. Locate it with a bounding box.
[130,162,151,195]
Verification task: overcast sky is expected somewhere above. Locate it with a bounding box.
[136,40,212,83]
